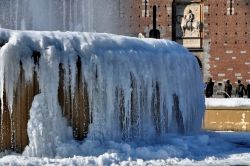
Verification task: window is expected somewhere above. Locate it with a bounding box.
[119,0,124,17]
[229,0,233,15]
[142,0,149,17]
[227,0,234,15]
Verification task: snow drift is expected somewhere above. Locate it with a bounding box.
[0,29,205,157]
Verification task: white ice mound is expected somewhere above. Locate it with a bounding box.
[0,28,205,157]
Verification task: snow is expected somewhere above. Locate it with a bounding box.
[0,132,250,165]
[0,29,249,165]
[206,98,250,108]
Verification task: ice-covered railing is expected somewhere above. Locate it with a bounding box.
[0,29,205,156]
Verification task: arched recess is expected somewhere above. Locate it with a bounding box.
[172,0,203,49]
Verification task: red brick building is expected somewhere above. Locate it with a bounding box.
[122,0,250,86]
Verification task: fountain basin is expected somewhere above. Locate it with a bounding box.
[0,29,204,155]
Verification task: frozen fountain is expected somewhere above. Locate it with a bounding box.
[0,28,205,157]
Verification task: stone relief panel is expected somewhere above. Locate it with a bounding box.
[174,3,203,48]
[176,3,201,38]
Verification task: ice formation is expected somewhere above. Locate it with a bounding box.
[0,0,122,33]
[0,28,205,157]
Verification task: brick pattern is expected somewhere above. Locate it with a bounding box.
[204,0,250,85]
[124,0,250,86]
[124,0,173,38]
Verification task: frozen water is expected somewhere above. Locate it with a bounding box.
[0,132,250,165]
[0,29,249,165]
[0,0,123,33]
[0,28,204,158]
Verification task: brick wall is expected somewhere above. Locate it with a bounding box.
[124,0,250,86]
[124,0,173,39]
[204,0,250,86]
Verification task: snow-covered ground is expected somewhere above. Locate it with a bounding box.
[0,131,250,165]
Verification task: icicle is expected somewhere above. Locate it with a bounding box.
[0,29,205,156]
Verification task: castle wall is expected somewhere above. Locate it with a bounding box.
[204,0,250,85]
[126,0,250,86]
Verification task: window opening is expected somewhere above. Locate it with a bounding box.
[144,0,148,17]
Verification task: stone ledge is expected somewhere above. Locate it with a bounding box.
[204,109,250,131]
[206,107,250,110]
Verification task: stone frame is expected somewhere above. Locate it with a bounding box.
[172,0,203,50]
